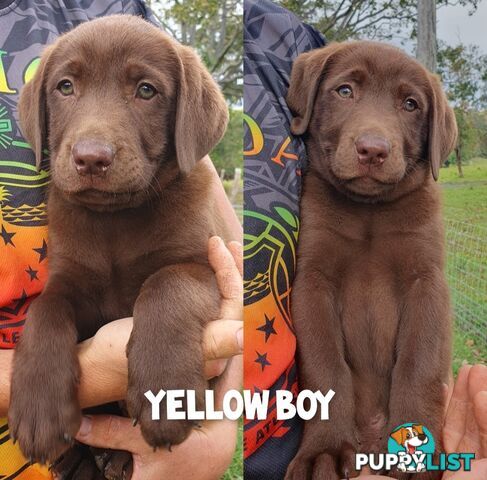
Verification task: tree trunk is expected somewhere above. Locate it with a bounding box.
[416,0,437,72]
[455,146,464,178]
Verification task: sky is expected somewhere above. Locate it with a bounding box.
[377,0,486,57]
[437,0,487,53]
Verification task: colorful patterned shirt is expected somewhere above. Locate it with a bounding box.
[243,0,324,478]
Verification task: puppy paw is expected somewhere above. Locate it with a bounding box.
[284,454,313,480]
[9,349,80,463]
[285,443,358,480]
[126,357,207,449]
[92,449,132,480]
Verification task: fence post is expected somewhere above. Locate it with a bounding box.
[230,167,241,204]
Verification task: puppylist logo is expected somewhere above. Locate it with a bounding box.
[356,423,475,473]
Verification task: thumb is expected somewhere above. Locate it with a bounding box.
[474,391,487,457]
[75,415,145,452]
[447,458,487,479]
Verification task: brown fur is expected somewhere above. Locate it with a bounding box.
[285,41,457,480]
[9,14,230,479]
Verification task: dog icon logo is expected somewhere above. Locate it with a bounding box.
[388,423,435,473]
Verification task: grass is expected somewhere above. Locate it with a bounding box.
[440,157,487,372]
[440,157,487,184]
[222,421,244,480]
[452,327,487,376]
[440,159,487,228]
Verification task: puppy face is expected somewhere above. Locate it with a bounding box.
[287,42,457,202]
[18,15,228,210]
[390,425,428,454]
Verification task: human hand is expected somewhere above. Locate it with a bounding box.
[75,236,243,479]
[77,235,243,408]
[357,364,487,480]
[441,364,487,479]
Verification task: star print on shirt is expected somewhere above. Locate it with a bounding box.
[0,225,15,246]
[256,314,277,342]
[33,239,48,262]
[0,289,28,316]
[255,351,271,372]
[25,266,39,281]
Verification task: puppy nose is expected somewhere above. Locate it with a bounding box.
[418,434,426,441]
[355,134,390,165]
[72,140,114,176]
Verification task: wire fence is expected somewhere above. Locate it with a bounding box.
[445,207,487,348]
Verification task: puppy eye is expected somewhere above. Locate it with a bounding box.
[336,84,353,98]
[57,80,74,96]
[136,83,157,100]
[403,98,419,112]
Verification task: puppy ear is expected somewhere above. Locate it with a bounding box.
[287,43,344,135]
[17,45,54,171]
[175,45,228,174]
[413,424,424,435]
[390,428,405,445]
[428,74,457,181]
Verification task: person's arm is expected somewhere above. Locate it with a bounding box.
[0,334,127,416]
[0,237,242,417]
[0,351,12,416]
[203,155,243,239]
[0,315,242,417]
[75,236,243,480]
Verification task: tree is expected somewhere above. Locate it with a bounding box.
[471,110,487,158]
[210,109,243,176]
[416,0,437,72]
[146,0,242,103]
[278,0,479,42]
[453,109,474,176]
[438,44,487,110]
[438,43,487,175]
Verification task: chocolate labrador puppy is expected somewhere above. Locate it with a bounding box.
[9,15,230,479]
[285,42,457,480]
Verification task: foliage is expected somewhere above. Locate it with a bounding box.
[438,43,487,110]
[211,108,243,176]
[472,110,487,157]
[437,43,487,170]
[146,0,242,102]
[454,108,478,165]
[277,0,479,42]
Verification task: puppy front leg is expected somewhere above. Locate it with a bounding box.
[285,269,357,480]
[126,263,220,449]
[387,271,451,480]
[9,280,82,463]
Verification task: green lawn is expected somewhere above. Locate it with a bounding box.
[440,159,487,228]
[440,157,487,184]
[222,421,243,480]
[452,328,486,375]
[439,157,487,373]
